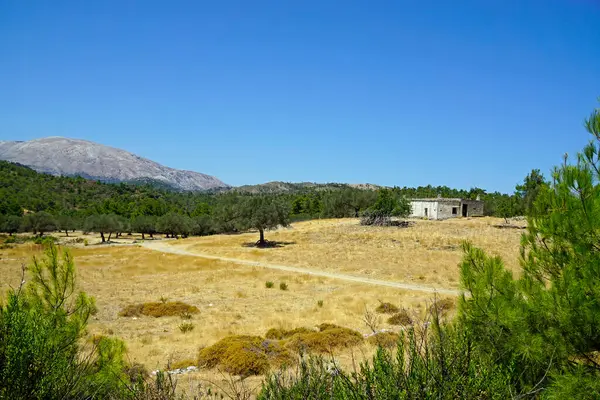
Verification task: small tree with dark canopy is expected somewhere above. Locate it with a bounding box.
[515,168,547,216]
[23,211,57,236]
[84,214,120,243]
[239,196,290,246]
[360,188,411,226]
[0,215,22,235]
[156,212,192,239]
[56,215,78,237]
[131,215,158,240]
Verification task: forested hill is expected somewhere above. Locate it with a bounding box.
[0,160,524,221]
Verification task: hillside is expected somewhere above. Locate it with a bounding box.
[0,137,229,191]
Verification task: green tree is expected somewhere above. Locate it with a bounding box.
[23,211,57,237]
[515,168,547,216]
[156,212,192,239]
[56,214,78,237]
[84,214,120,243]
[131,215,158,240]
[191,215,214,236]
[0,215,21,235]
[459,103,600,396]
[239,196,290,246]
[360,188,411,226]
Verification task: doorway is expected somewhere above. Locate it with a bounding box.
[462,204,468,217]
[424,207,428,217]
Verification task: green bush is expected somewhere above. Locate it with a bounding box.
[0,244,131,399]
[265,281,275,288]
[279,282,288,291]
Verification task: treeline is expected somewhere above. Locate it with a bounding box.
[1,160,541,232]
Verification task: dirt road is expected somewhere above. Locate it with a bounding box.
[140,241,463,296]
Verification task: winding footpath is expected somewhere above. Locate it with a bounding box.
[140,241,463,296]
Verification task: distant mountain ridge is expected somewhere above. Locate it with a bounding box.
[232,181,383,194]
[0,137,229,191]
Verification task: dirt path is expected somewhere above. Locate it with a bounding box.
[140,241,463,296]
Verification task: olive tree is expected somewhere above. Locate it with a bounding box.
[238,196,290,246]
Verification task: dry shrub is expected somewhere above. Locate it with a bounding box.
[317,323,342,331]
[387,309,412,326]
[375,302,400,314]
[197,335,295,376]
[286,325,364,353]
[433,298,455,313]
[265,327,315,340]
[119,301,200,318]
[169,358,197,370]
[367,332,400,349]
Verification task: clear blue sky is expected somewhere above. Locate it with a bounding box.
[1,1,599,193]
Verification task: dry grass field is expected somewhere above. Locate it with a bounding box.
[0,217,525,395]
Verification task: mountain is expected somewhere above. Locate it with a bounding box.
[232,181,383,194]
[0,137,228,191]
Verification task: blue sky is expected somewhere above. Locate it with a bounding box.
[1,1,599,193]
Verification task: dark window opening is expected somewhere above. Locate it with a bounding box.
[452,207,458,215]
[424,207,428,217]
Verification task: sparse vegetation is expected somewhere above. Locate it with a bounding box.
[178,322,195,333]
[119,301,200,318]
[317,300,323,307]
[265,281,274,288]
[279,282,288,291]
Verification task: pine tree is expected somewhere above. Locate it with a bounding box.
[459,102,600,396]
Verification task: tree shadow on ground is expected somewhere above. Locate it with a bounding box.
[241,240,296,248]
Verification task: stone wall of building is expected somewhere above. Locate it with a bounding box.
[409,200,440,219]
[410,199,484,219]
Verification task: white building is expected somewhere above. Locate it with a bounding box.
[409,198,484,220]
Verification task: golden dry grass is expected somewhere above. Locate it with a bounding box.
[0,216,524,394]
[174,217,524,289]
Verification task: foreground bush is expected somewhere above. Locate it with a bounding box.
[0,244,131,399]
[259,315,512,399]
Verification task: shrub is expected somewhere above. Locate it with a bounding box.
[198,335,295,376]
[169,358,197,370]
[367,331,400,349]
[375,302,399,314]
[178,322,194,333]
[387,309,412,326]
[286,325,364,353]
[119,301,200,318]
[265,281,275,288]
[433,297,454,313]
[317,300,324,308]
[265,327,315,340]
[279,282,288,291]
